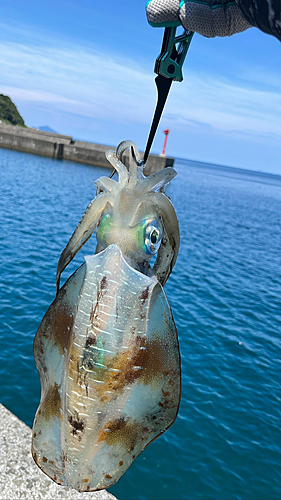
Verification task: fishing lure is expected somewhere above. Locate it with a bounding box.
[32,141,181,492]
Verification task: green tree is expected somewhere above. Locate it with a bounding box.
[0,94,26,126]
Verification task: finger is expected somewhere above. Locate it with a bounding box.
[146,0,181,27]
[179,1,251,37]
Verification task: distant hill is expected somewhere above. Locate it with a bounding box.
[37,126,57,134]
[0,94,26,127]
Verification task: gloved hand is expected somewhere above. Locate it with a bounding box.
[146,0,251,38]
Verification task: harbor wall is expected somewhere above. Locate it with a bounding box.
[0,123,174,174]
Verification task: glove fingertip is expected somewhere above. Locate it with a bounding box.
[146,0,180,27]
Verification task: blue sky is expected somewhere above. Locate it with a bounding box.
[1,0,281,173]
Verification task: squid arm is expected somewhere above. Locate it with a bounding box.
[137,167,177,194]
[56,193,111,293]
[148,192,180,286]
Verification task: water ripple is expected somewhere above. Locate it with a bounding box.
[0,149,280,499]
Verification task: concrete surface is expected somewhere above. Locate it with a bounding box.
[0,404,117,500]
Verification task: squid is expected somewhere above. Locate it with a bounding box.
[32,141,181,492]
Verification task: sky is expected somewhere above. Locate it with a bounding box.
[0,1,281,173]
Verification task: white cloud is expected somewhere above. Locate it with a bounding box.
[0,86,81,105]
[166,72,281,139]
[0,39,154,123]
[0,31,281,141]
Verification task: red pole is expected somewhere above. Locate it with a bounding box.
[162,129,169,156]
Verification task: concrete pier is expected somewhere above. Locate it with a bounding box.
[0,123,174,174]
[0,404,117,500]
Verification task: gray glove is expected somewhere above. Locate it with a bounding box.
[146,0,251,38]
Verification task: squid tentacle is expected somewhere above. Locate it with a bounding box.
[106,150,128,186]
[116,141,144,188]
[116,140,142,165]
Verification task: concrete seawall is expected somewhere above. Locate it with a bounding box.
[0,123,174,175]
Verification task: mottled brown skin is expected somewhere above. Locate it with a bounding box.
[40,383,61,421]
[33,266,85,381]
[68,412,86,439]
[40,301,74,356]
[97,417,143,451]
[32,240,180,492]
[90,277,108,332]
[62,281,177,406]
[52,305,74,355]
[94,331,177,405]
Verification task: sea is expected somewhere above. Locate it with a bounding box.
[0,147,280,500]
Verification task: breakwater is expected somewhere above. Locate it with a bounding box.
[0,123,174,174]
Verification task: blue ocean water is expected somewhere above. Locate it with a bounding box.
[0,147,280,499]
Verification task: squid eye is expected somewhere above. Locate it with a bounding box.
[144,220,162,255]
